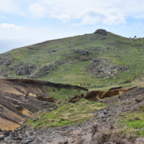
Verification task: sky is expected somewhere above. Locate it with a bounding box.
[0,0,144,53]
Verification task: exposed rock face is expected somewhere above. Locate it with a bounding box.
[0,55,37,77]
[73,49,91,56]
[88,57,128,78]
[94,29,107,35]
[16,63,36,76]
[0,56,14,66]
[0,55,15,77]
[73,49,92,61]
[30,61,63,78]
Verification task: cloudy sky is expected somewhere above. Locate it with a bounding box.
[0,0,144,53]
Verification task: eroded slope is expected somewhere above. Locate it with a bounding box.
[0,79,86,131]
[2,87,143,144]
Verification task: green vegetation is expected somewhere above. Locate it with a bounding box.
[1,30,144,143]
[118,108,144,137]
[1,31,144,88]
[45,86,85,103]
[26,99,105,128]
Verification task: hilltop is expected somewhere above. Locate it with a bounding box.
[0,29,144,88]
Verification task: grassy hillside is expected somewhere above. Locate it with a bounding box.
[0,29,144,88]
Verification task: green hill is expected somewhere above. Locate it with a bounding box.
[0,29,144,88]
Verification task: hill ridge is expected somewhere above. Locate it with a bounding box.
[0,29,144,88]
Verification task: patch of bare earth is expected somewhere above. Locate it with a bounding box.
[0,79,56,131]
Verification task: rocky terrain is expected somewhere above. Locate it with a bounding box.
[88,57,128,79]
[0,87,143,144]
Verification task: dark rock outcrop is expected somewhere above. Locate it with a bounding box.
[73,49,91,56]
[0,55,14,66]
[94,29,107,35]
[73,49,92,61]
[30,61,63,78]
[88,57,128,78]
[16,63,36,76]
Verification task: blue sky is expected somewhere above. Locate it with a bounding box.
[0,0,144,53]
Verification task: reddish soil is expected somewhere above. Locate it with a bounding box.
[69,86,136,103]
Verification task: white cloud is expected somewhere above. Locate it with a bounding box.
[0,0,23,15]
[0,0,15,12]
[0,0,144,25]
[77,7,126,25]
[27,0,144,25]
[0,0,143,25]
[28,3,46,17]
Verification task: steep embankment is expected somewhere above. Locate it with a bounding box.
[0,79,86,131]
[0,29,144,87]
